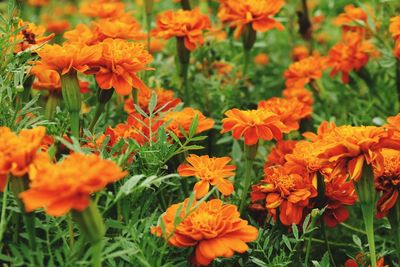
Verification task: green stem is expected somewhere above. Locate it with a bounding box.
[89,103,105,132]
[321,220,337,267]
[133,89,138,105]
[239,143,258,214]
[354,164,377,267]
[70,111,80,139]
[388,198,400,264]
[176,37,191,106]
[340,222,366,235]
[67,213,75,247]
[243,49,250,76]
[9,176,37,256]
[181,0,191,10]
[304,210,319,265]
[91,240,103,267]
[144,0,153,52]
[44,93,60,120]
[0,178,9,246]
[241,24,256,76]
[61,70,82,139]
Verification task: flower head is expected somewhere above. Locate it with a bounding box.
[152,8,211,51]
[0,127,46,191]
[221,108,288,145]
[251,165,316,225]
[282,87,314,107]
[95,39,153,95]
[334,4,373,36]
[178,155,236,199]
[20,153,126,216]
[390,16,400,40]
[266,140,297,167]
[80,0,126,19]
[258,97,312,132]
[92,18,146,42]
[151,198,258,266]
[12,20,54,53]
[284,54,327,88]
[164,108,214,138]
[292,45,309,61]
[254,53,269,66]
[218,0,285,39]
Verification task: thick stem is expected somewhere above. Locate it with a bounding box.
[61,71,81,139]
[354,164,377,267]
[242,24,256,76]
[9,176,37,253]
[239,143,258,214]
[144,0,153,52]
[176,37,191,105]
[304,210,318,265]
[89,88,114,131]
[0,178,9,246]
[181,0,191,10]
[321,221,337,267]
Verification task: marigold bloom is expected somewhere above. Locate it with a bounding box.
[95,39,153,95]
[27,0,49,7]
[217,0,285,39]
[80,0,126,19]
[92,18,146,42]
[291,45,309,61]
[151,198,258,266]
[164,108,214,138]
[394,40,400,59]
[282,87,314,107]
[251,165,317,225]
[390,16,400,40]
[254,53,269,66]
[178,155,236,199]
[345,254,387,267]
[64,24,97,45]
[221,108,288,145]
[327,32,378,84]
[152,8,211,51]
[375,149,400,218]
[266,140,297,167]
[31,65,61,91]
[124,88,181,115]
[20,153,126,216]
[258,97,312,131]
[12,20,54,53]
[36,43,102,75]
[45,20,70,34]
[334,4,371,35]
[212,61,234,76]
[385,113,400,140]
[148,38,166,54]
[317,126,400,181]
[284,54,327,88]
[0,127,46,191]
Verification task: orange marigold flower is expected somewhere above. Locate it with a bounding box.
[0,127,46,191]
[20,153,126,216]
[164,108,214,138]
[212,61,234,76]
[291,45,309,61]
[334,4,370,35]
[395,40,400,59]
[282,87,314,107]
[12,20,54,53]
[390,16,400,40]
[345,253,387,267]
[327,32,378,84]
[64,24,97,45]
[385,113,400,140]
[178,154,236,199]
[31,64,61,91]
[95,39,153,95]
[92,18,146,42]
[251,165,317,225]
[217,0,285,39]
[124,88,181,115]
[266,140,297,167]
[152,8,211,51]
[258,97,312,131]
[36,43,102,75]
[27,0,49,7]
[375,149,400,219]
[80,0,126,19]
[148,38,166,54]
[45,20,70,34]
[221,108,288,145]
[254,53,269,66]
[317,126,400,182]
[284,54,327,88]
[151,198,258,266]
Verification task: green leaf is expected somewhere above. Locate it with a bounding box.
[292,224,299,240]
[148,90,158,115]
[282,234,292,251]
[188,114,199,138]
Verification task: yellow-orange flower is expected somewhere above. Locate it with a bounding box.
[92,18,146,42]
[124,88,181,115]
[163,108,214,138]
[20,153,126,216]
[0,127,46,191]
[317,126,400,181]
[291,45,309,62]
[95,39,153,95]
[151,198,258,266]
[178,154,236,199]
[27,0,49,7]
[390,16,400,40]
[333,4,369,34]
[251,165,316,225]
[258,97,312,131]
[31,64,61,91]
[327,32,378,84]
[254,53,269,66]
[152,8,211,51]
[80,0,126,19]
[284,54,327,88]
[266,140,297,167]
[282,87,314,107]
[375,149,400,218]
[221,108,288,145]
[36,43,102,75]
[12,20,54,53]
[218,0,285,39]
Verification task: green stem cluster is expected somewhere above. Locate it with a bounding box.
[239,143,258,214]
[242,24,256,76]
[61,70,81,139]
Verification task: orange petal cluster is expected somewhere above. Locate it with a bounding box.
[12,20,54,53]
[282,87,314,107]
[178,155,236,199]
[80,0,126,19]
[0,127,46,191]
[151,198,258,266]
[163,108,214,138]
[217,0,285,39]
[152,8,211,51]
[390,16,400,59]
[20,153,126,216]
[333,4,374,36]
[221,108,289,145]
[284,54,327,88]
